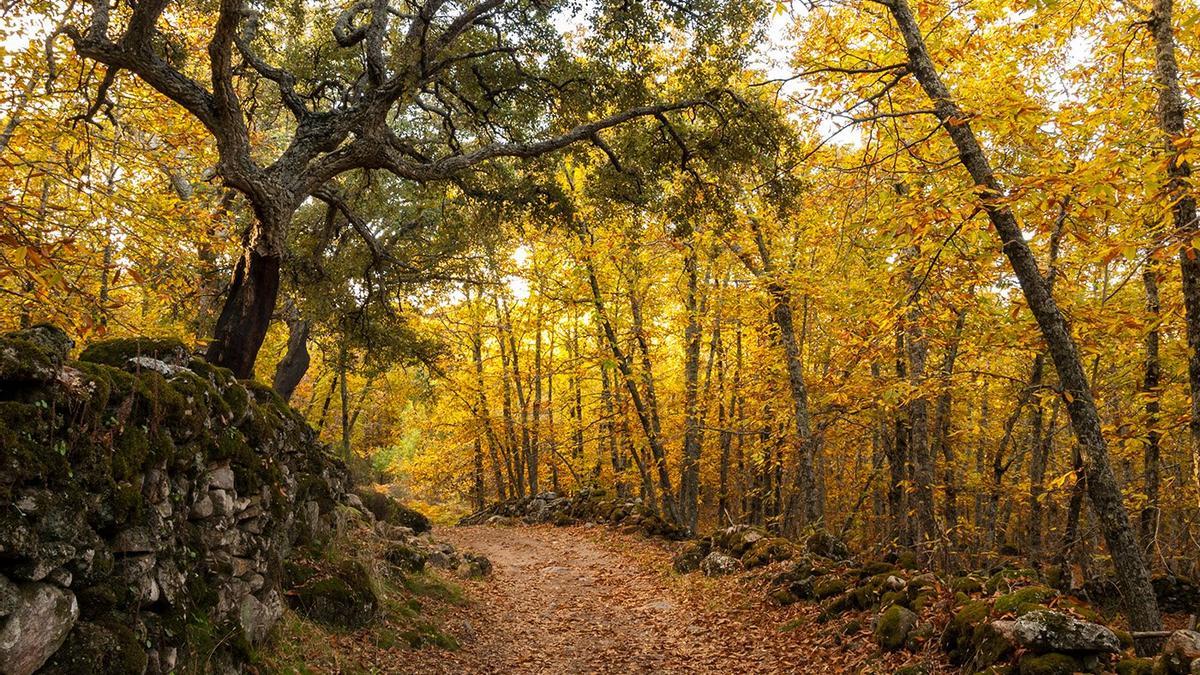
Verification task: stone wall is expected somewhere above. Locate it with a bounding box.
[0,327,351,674]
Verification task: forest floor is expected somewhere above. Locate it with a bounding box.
[390,523,950,674]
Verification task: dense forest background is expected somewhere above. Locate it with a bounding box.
[1,0,1198,636]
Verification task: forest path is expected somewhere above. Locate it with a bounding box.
[395,524,891,674]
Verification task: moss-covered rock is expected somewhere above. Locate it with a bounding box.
[286,561,378,630]
[78,337,188,367]
[1017,652,1081,675]
[806,529,851,560]
[40,620,147,674]
[813,576,848,599]
[384,544,427,573]
[986,568,1040,594]
[993,585,1057,616]
[741,537,795,569]
[943,600,989,664]
[353,488,432,533]
[950,574,984,595]
[874,604,919,651]
[1114,657,1155,675]
[672,540,711,574]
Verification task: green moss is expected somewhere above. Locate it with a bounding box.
[950,575,984,595]
[1017,653,1081,675]
[398,622,459,650]
[0,335,60,382]
[993,585,1057,615]
[874,604,918,651]
[1115,657,1155,675]
[41,620,148,674]
[402,573,465,605]
[943,600,988,665]
[384,544,427,573]
[286,561,379,630]
[78,337,187,367]
[813,576,848,599]
[742,537,795,568]
[112,426,150,481]
[986,568,1040,594]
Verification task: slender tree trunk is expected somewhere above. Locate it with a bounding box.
[891,328,913,547]
[890,0,1161,634]
[902,242,936,549]
[1149,0,1200,506]
[1141,262,1162,546]
[584,245,680,525]
[495,298,524,498]
[934,309,967,548]
[679,240,704,531]
[471,300,507,501]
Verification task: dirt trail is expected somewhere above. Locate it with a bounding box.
[394,524,897,674]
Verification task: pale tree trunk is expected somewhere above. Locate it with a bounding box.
[889,0,1161,634]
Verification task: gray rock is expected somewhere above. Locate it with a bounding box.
[0,582,78,675]
[111,527,154,554]
[1011,609,1119,654]
[1161,630,1200,674]
[0,576,17,617]
[126,356,188,376]
[700,551,741,577]
[211,489,235,516]
[207,463,236,491]
[190,493,214,519]
[239,590,283,644]
[46,568,71,588]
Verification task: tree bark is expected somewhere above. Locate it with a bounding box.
[206,241,282,379]
[583,243,681,526]
[679,240,704,531]
[1149,0,1200,506]
[889,0,1161,634]
[272,316,311,401]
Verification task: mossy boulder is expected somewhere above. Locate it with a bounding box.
[950,574,984,595]
[993,585,1057,616]
[1114,657,1155,675]
[40,620,147,674]
[78,337,188,367]
[286,561,378,630]
[384,544,427,573]
[1017,652,1081,675]
[806,529,851,560]
[943,600,989,664]
[1159,630,1200,675]
[813,576,848,599]
[874,604,919,651]
[712,525,767,556]
[672,540,711,574]
[986,568,1040,594]
[353,489,431,533]
[741,537,795,569]
[0,334,61,384]
[1011,609,1119,655]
